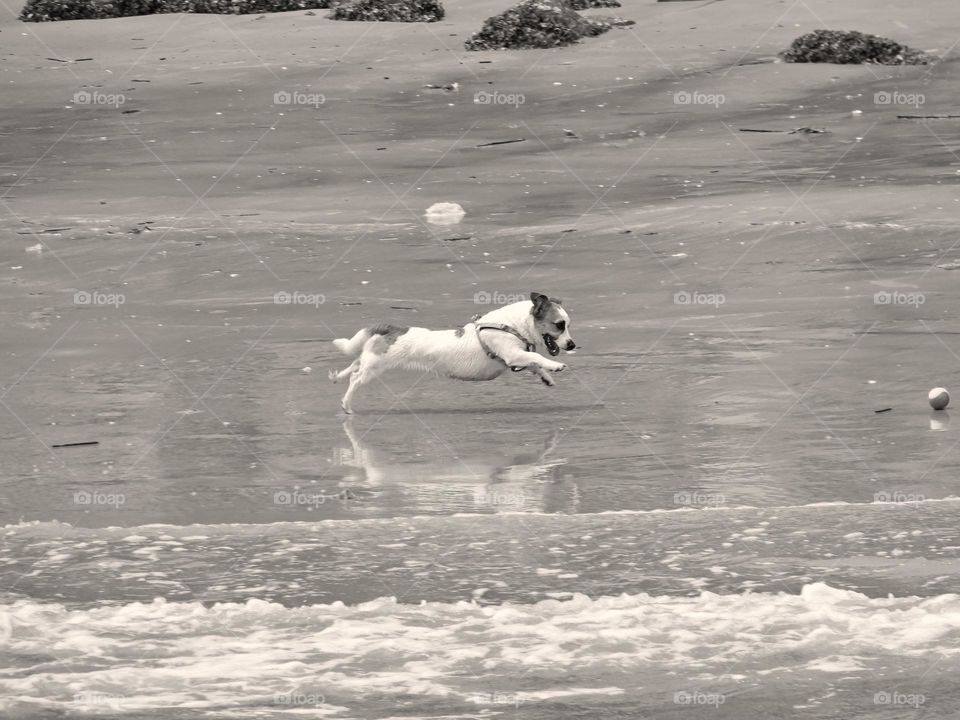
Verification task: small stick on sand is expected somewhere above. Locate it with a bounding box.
[897,114,960,119]
[52,441,99,448]
[475,138,526,147]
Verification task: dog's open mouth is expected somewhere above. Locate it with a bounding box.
[543,334,560,356]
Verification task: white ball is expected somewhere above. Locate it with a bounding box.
[929,387,950,410]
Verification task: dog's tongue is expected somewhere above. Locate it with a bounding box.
[544,334,560,356]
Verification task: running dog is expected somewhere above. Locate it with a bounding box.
[329,292,576,413]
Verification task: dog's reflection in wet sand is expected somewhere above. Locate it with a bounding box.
[335,418,576,513]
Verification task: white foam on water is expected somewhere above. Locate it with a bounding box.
[2,583,959,715]
[7,495,960,537]
[5,495,960,535]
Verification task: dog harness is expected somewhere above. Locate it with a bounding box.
[472,318,536,372]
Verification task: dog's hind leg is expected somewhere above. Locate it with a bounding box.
[329,358,360,384]
[340,352,386,414]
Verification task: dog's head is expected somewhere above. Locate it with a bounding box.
[530,292,576,356]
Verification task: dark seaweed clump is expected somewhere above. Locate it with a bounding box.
[20,0,328,21]
[781,29,928,65]
[465,0,611,50]
[565,0,619,8]
[330,0,443,21]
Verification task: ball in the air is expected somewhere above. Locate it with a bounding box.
[929,387,950,410]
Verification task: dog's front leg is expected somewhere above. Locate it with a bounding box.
[501,350,566,374]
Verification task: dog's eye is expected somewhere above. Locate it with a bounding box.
[555,321,566,331]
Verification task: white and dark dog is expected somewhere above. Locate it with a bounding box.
[329,292,576,413]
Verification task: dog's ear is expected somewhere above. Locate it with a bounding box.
[550,298,562,306]
[530,292,550,319]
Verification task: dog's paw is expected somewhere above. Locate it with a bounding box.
[539,374,555,386]
[548,362,566,373]
[328,369,338,384]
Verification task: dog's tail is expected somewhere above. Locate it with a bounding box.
[333,328,372,356]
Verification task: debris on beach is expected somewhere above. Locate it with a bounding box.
[465,0,611,51]
[331,0,444,22]
[898,114,960,120]
[781,29,929,65]
[425,202,465,225]
[739,127,828,134]
[475,138,526,147]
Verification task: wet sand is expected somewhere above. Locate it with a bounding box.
[3,0,960,717]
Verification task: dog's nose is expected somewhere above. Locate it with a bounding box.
[565,340,576,350]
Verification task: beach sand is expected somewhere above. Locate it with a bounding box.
[3,0,960,525]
